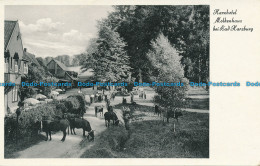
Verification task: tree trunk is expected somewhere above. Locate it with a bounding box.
[139,68,142,83]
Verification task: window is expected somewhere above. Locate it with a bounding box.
[4,57,9,73]
[13,53,19,73]
[14,60,19,73]
[12,86,18,102]
[10,57,13,69]
[24,62,28,74]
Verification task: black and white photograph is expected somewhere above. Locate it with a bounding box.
[4,5,210,158]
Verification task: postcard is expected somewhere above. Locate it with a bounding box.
[0,0,259,165]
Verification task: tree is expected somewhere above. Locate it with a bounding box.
[19,63,57,100]
[19,64,45,100]
[148,34,188,110]
[71,53,89,66]
[100,5,209,83]
[36,57,52,75]
[55,55,71,66]
[82,23,131,82]
[44,57,53,65]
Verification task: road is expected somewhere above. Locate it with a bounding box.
[15,87,208,158]
[16,102,107,158]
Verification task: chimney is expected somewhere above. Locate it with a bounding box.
[24,48,27,52]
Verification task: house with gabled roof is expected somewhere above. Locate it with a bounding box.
[46,59,78,88]
[4,20,28,115]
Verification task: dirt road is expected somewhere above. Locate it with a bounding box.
[16,102,107,158]
[15,87,208,158]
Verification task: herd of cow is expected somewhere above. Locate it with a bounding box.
[42,92,119,142]
[41,91,183,143]
[42,113,94,142]
[154,105,183,123]
[95,99,120,127]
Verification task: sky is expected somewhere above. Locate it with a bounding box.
[5,5,114,58]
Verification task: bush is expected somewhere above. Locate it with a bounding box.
[4,104,57,144]
[63,94,86,116]
[56,103,68,112]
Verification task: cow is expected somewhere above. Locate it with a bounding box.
[122,97,127,104]
[154,105,159,116]
[68,117,94,141]
[154,105,162,117]
[42,116,70,142]
[104,111,119,127]
[162,110,183,123]
[95,106,104,117]
[66,113,80,135]
[97,94,102,102]
[107,105,114,112]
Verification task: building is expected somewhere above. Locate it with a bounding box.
[23,48,41,67]
[46,59,78,88]
[67,66,94,82]
[46,59,95,89]
[4,20,28,115]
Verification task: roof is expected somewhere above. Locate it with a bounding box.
[54,59,68,71]
[78,69,94,81]
[23,51,41,66]
[4,20,17,50]
[48,59,68,71]
[50,60,81,73]
[66,66,81,72]
[65,72,78,81]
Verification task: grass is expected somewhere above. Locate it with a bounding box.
[4,134,46,158]
[81,109,209,158]
[185,98,209,110]
[185,87,209,110]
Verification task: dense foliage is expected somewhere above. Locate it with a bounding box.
[82,22,131,82]
[148,34,188,109]
[19,61,57,100]
[83,6,209,83]
[63,94,86,116]
[4,105,56,142]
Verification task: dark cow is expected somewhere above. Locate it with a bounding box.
[68,118,94,141]
[154,105,162,116]
[163,111,183,123]
[122,97,127,104]
[97,94,102,102]
[66,113,80,135]
[107,105,114,112]
[154,105,159,116]
[95,106,104,117]
[42,116,70,142]
[104,111,119,127]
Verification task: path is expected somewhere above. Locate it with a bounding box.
[16,101,107,158]
[15,87,208,158]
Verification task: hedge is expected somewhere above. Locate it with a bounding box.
[5,94,86,143]
[63,94,86,116]
[4,104,56,143]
